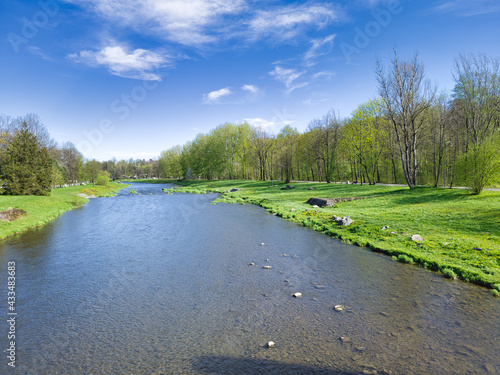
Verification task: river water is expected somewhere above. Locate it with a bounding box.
[0,183,498,374]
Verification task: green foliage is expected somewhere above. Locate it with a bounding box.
[1,124,52,196]
[96,171,110,186]
[442,268,458,279]
[398,254,414,264]
[456,133,500,194]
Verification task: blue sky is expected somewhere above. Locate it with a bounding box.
[1,0,499,161]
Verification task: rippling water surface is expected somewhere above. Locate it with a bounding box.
[0,183,498,374]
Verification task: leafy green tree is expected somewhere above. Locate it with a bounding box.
[85,159,101,186]
[341,99,387,184]
[96,171,110,186]
[1,123,52,196]
[457,132,500,194]
[159,145,183,178]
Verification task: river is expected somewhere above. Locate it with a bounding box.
[0,183,498,374]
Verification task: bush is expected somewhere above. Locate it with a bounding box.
[456,134,500,194]
[96,174,109,186]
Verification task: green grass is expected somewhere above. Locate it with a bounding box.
[151,179,500,291]
[0,182,127,240]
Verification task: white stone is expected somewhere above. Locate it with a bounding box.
[410,234,424,242]
[293,292,302,298]
[267,341,275,348]
[263,266,272,269]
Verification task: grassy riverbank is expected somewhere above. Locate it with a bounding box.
[0,182,127,241]
[141,179,500,293]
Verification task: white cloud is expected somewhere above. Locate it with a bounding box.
[269,66,308,94]
[68,44,167,80]
[243,117,293,131]
[269,66,303,87]
[202,87,232,104]
[312,71,336,80]
[304,34,336,65]
[27,46,51,61]
[68,0,246,46]
[249,3,339,42]
[424,0,500,16]
[242,84,258,94]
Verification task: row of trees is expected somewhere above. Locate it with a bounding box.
[1,52,498,196]
[159,52,500,194]
[0,114,162,195]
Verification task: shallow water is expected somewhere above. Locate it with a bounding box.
[0,183,498,374]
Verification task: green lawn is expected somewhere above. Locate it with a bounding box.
[151,179,500,293]
[0,182,127,240]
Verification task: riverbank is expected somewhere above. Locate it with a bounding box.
[0,182,127,241]
[136,179,500,294]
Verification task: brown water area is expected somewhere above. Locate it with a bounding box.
[0,183,498,374]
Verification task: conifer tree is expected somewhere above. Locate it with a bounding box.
[1,122,52,196]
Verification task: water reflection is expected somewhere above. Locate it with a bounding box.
[0,183,498,374]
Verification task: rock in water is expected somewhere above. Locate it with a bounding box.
[293,292,302,298]
[263,266,272,269]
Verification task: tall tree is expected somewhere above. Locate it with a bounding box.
[453,53,500,147]
[377,51,434,188]
[1,123,52,196]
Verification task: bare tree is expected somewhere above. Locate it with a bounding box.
[453,53,500,147]
[376,51,434,188]
[307,110,341,183]
[252,128,273,181]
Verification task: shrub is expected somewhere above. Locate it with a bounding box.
[96,173,109,186]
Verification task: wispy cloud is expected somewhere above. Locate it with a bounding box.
[202,87,232,104]
[67,0,246,46]
[269,66,308,94]
[304,34,336,65]
[68,44,167,80]
[243,117,293,132]
[248,3,340,42]
[312,71,336,80]
[242,84,259,94]
[27,46,52,61]
[423,0,500,16]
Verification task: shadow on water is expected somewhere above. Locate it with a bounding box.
[192,356,357,375]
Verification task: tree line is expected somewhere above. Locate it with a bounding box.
[159,52,500,194]
[1,51,498,196]
[0,114,161,196]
